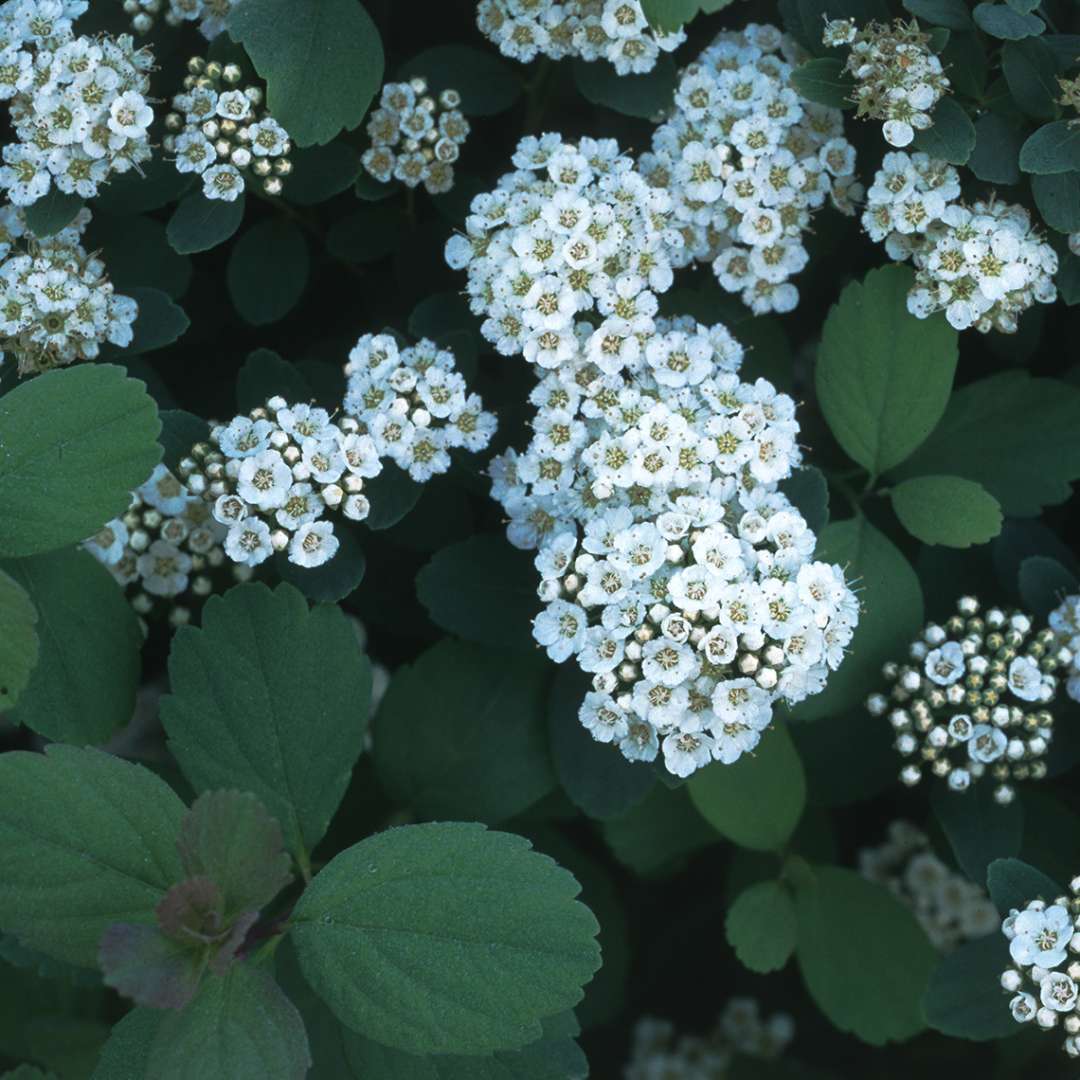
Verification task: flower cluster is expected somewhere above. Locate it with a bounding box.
[0,0,154,206]
[445,133,677,365]
[362,78,469,196]
[867,596,1071,803]
[343,333,497,482]
[639,23,860,315]
[83,465,250,626]
[0,205,137,376]
[823,17,950,148]
[476,0,684,75]
[625,999,794,1078]
[123,0,234,38]
[863,151,1058,332]
[858,821,998,951]
[1049,595,1080,705]
[163,57,292,201]
[1000,881,1080,1058]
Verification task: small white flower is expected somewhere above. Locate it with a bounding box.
[289,521,339,568]
[225,519,273,566]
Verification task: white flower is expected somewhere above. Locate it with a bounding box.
[236,449,292,511]
[1008,656,1046,703]
[533,599,587,662]
[225,519,273,566]
[662,731,714,778]
[1010,992,1037,1023]
[1010,904,1073,968]
[289,521,339,568]
[1041,972,1079,1013]
[925,642,965,685]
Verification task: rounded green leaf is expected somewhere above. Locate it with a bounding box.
[601,785,719,875]
[86,214,192,299]
[1033,171,1080,233]
[790,58,854,109]
[285,143,362,205]
[167,193,246,254]
[816,265,958,475]
[725,880,797,973]
[226,220,309,326]
[291,822,601,1055]
[687,723,806,851]
[890,475,1002,548]
[972,2,1043,38]
[986,858,1064,913]
[1018,555,1078,619]
[0,569,38,710]
[902,0,972,29]
[1020,120,1080,175]
[21,189,83,237]
[931,782,1023,886]
[0,365,161,558]
[910,97,976,165]
[235,348,313,413]
[573,55,677,119]
[121,288,190,357]
[923,935,1017,1040]
[1002,39,1061,121]
[969,113,1024,185]
[326,205,404,264]
[398,45,522,117]
[779,466,830,535]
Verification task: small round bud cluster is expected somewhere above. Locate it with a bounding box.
[1049,595,1080,705]
[476,0,685,75]
[163,56,292,201]
[858,821,999,951]
[362,78,469,196]
[83,464,250,627]
[639,23,860,316]
[343,333,497,482]
[122,0,234,39]
[823,17,950,148]
[445,133,677,366]
[867,596,1070,803]
[0,1,154,206]
[0,206,137,376]
[863,151,1058,333]
[999,881,1080,1058]
[625,999,794,1079]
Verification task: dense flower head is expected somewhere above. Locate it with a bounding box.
[477,0,684,74]
[824,17,950,148]
[0,205,137,376]
[445,132,678,366]
[122,0,235,38]
[867,596,1071,803]
[625,999,794,1078]
[1048,595,1080,705]
[863,152,1058,333]
[0,0,154,206]
[362,77,470,196]
[639,23,860,315]
[859,820,998,951]
[163,56,292,201]
[83,464,250,626]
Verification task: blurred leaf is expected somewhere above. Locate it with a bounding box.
[890,475,1003,547]
[0,569,38,711]
[227,220,310,326]
[286,143,362,206]
[602,785,718,875]
[986,857,1064,912]
[1018,555,1078,619]
[326,205,404,263]
[933,782,1024,886]
[923,935,1017,1040]
[98,922,204,1010]
[726,880,797,973]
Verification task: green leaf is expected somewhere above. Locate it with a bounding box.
[0,745,185,967]
[890,372,1080,516]
[3,549,142,745]
[902,0,972,29]
[725,880,798,973]
[687,724,805,851]
[86,214,192,299]
[98,922,205,1010]
[986,857,1064,912]
[2,1067,57,1080]
[399,45,522,117]
[21,189,83,237]
[228,0,384,147]
[931,782,1023,885]
[415,535,538,653]
[236,348,313,412]
[89,1007,159,1080]
[95,158,193,216]
[780,466,830,534]
[0,365,161,558]
[0,569,38,710]
[790,519,923,721]
[161,582,372,870]
[273,525,367,603]
[941,30,989,98]
[923,935,1016,1040]
[285,143,362,206]
[602,785,719,875]
[910,96,976,165]
[972,3,1044,38]
[373,640,555,824]
[227,220,310,326]
[573,55,677,119]
[166,193,246,255]
[159,410,209,475]
[640,0,701,31]
[1018,555,1078,619]
[362,464,423,529]
[1032,171,1080,232]
[816,265,958,475]
[1020,120,1080,174]
[968,113,1024,185]
[890,475,1003,548]
[790,58,854,109]
[326,204,404,263]
[1002,39,1061,120]
[794,866,936,1044]
[291,822,601,1055]
[122,287,190,356]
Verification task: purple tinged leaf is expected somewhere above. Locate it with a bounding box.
[98,923,204,1010]
[209,910,259,976]
[155,876,225,943]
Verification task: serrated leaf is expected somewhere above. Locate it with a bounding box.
[292,822,601,1055]
[986,858,1064,912]
[161,583,372,871]
[1002,39,1061,120]
[1018,555,1078,619]
[0,746,185,967]
[228,0,384,147]
[725,880,797,973]
[687,723,805,851]
[890,475,1002,548]
[1020,120,1080,174]
[0,568,38,710]
[789,58,854,109]
[794,866,936,1044]
[573,55,677,119]
[398,45,522,117]
[972,2,1044,38]
[0,365,161,558]
[910,96,976,164]
[373,639,555,823]
[166,193,246,255]
[931,782,1024,885]
[2,549,142,745]
[227,220,310,326]
[816,265,958,475]
[98,923,204,1010]
[923,934,1017,1040]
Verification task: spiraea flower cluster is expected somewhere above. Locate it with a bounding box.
[362,78,469,196]
[639,23,860,315]
[0,0,154,206]
[83,465,250,627]
[625,999,794,1079]
[823,17,950,148]
[445,133,678,364]
[477,0,684,75]
[123,0,234,38]
[858,821,998,951]
[863,151,1058,333]
[1000,881,1080,1058]
[867,596,1070,804]
[0,205,137,376]
[1049,595,1080,705]
[163,57,292,201]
